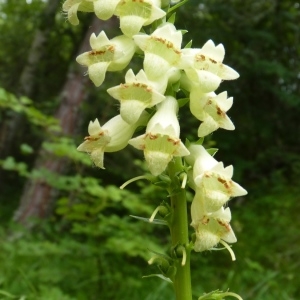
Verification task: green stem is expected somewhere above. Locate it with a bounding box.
[168,157,192,300]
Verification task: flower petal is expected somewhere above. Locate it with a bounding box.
[115,0,166,37]
[88,62,110,87]
[93,0,121,20]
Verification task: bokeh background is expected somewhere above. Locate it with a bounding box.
[0,0,299,299]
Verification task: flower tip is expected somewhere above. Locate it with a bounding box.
[88,118,101,135]
[77,143,85,152]
[224,67,240,80]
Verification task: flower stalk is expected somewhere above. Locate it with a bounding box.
[167,157,192,300]
[64,0,247,299]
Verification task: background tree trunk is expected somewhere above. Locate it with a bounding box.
[13,17,110,226]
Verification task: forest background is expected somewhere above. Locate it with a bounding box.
[0,0,299,299]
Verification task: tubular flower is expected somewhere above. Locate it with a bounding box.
[182,40,239,93]
[191,192,237,252]
[77,113,148,168]
[76,31,136,87]
[185,145,247,213]
[107,69,166,124]
[190,90,235,137]
[93,0,121,20]
[63,0,122,25]
[129,96,190,176]
[133,23,183,80]
[62,0,94,25]
[115,0,166,37]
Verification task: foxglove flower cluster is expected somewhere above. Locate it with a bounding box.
[68,0,246,260]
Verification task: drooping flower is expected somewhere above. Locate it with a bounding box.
[77,113,148,168]
[62,0,94,25]
[186,145,247,212]
[129,96,189,176]
[107,69,166,124]
[133,23,183,80]
[191,192,237,252]
[93,0,121,20]
[114,0,166,37]
[182,40,239,93]
[63,0,121,25]
[190,90,235,137]
[76,31,136,87]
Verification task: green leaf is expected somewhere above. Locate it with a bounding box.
[195,138,204,145]
[142,274,173,284]
[168,0,189,14]
[198,289,243,300]
[19,96,32,105]
[0,290,20,299]
[1,156,15,169]
[20,143,33,154]
[167,12,176,24]
[177,97,189,108]
[184,40,193,48]
[180,29,188,35]
[55,206,70,215]
[206,148,218,156]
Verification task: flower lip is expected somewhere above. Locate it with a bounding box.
[107,69,166,124]
[115,0,166,37]
[93,0,121,20]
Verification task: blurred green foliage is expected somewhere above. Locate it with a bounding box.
[0,0,299,299]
